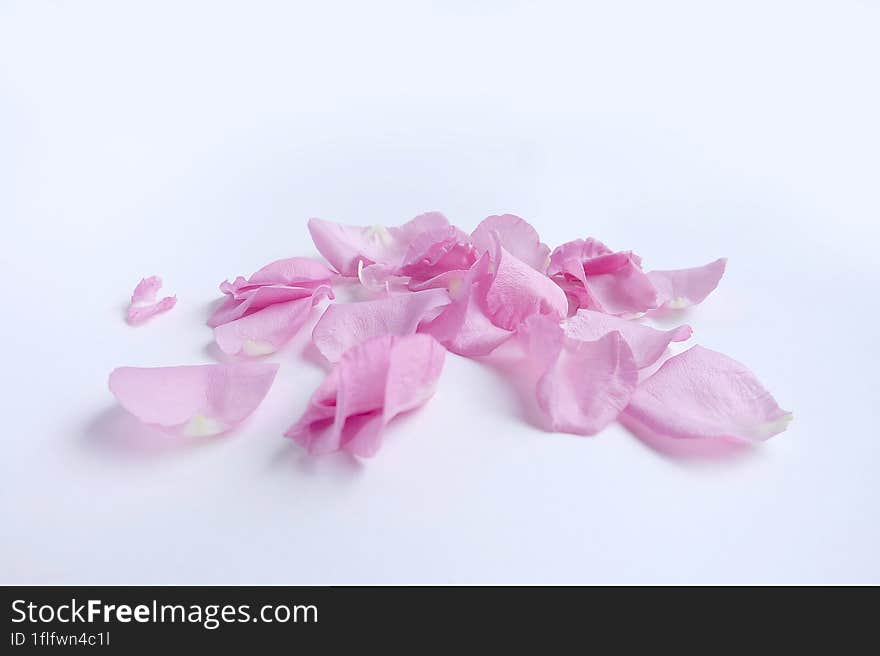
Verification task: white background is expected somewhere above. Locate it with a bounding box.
[2,1,878,584]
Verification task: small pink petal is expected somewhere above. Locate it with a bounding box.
[126,276,177,325]
[471,214,550,272]
[285,334,445,457]
[214,286,332,356]
[108,362,278,436]
[620,345,792,442]
[564,309,692,368]
[647,258,727,310]
[308,212,450,277]
[312,288,451,362]
[483,244,569,331]
[420,254,513,356]
[520,314,638,435]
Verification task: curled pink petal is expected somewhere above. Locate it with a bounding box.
[108,362,278,437]
[221,257,334,296]
[214,286,332,356]
[620,345,792,442]
[548,239,658,316]
[484,243,568,331]
[520,314,638,435]
[420,254,513,356]
[285,334,445,457]
[126,276,177,325]
[538,332,638,435]
[312,288,451,362]
[397,225,476,282]
[209,285,320,327]
[647,258,727,311]
[471,214,550,272]
[564,309,692,368]
[210,257,334,328]
[308,212,450,277]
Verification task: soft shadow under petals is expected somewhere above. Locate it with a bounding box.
[80,406,224,461]
[622,418,757,464]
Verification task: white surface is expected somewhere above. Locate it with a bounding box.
[2,1,878,584]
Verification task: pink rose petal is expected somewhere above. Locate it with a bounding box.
[357,262,400,293]
[484,243,569,331]
[220,257,334,297]
[312,288,451,362]
[564,309,692,368]
[471,214,551,272]
[407,268,468,293]
[420,254,514,356]
[214,286,332,356]
[126,276,177,325]
[398,224,477,282]
[520,315,639,435]
[620,345,792,442]
[647,258,727,311]
[209,257,334,328]
[548,238,658,316]
[285,334,445,457]
[308,212,450,277]
[108,362,278,437]
[418,239,566,355]
[209,285,320,327]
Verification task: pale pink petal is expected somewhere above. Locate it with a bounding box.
[564,309,692,368]
[407,268,467,292]
[580,257,658,315]
[308,212,450,276]
[285,334,445,457]
[308,218,392,276]
[208,285,321,328]
[483,244,569,331]
[393,211,452,243]
[214,286,332,356]
[620,345,792,442]
[519,314,638,435]
[108,362,278,436]
[126,276,177,325]
[537,332,638,435]
[397,225,476,282]
[211,258,334,327]
[647,258,727,310]
[312,288,451,362]
[357,261,399,293]
[420,254,513,356]
[349,333,446,457]
[471,214,550,272]
[548,239,658,316]
[517,313,566,367]
[221,257,334,295]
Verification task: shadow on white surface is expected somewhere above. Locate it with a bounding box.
[80,406,226,462]
[625,428,758,466]
[268,442,364,479]
[474,347,548,432]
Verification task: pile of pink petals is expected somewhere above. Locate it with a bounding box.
[110,212,791,456]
